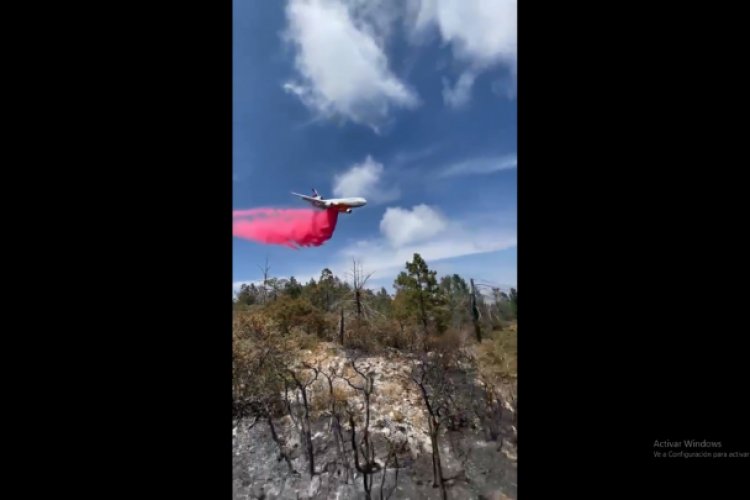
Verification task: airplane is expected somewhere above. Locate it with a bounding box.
[291,188,367,214]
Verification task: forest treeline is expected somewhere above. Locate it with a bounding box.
[234,252,516,351]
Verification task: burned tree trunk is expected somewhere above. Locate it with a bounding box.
[348,413,378,500]
[411,356,451,500]
[470,278,482,343]
[379,439,405,500]
[267,415,296,473]
[285,368,319,477]
[343,356,381,500]
[319,367,351,483]
[417,383,447,499]
[351,259,372,321]
[355,288,362,320]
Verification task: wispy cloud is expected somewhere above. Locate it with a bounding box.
[410,0,517,68]
[282,0,419,130]
[390,145,441,167]
[438,154,517,178]
[442,70,477,109]
[408,0,517,106]
[281,0,516,122]
[292,203,516,288]
[339,230,516,281]
[332,155,400,204]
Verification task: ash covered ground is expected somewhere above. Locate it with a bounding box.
[233,343,516,500]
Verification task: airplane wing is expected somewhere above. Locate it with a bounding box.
[291,192,317,201]
[291,192,327,208]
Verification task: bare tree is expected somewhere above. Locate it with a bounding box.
[258,256,271,305]
[306,362,352,483]
[334,260,379,348]
[379,438,407,500]
[233,337,298,474]
[410,353,460,500]
[345,260,377,314]
[470,278,482,343]
[266,410,297,473]
[284,365,319,477]
[473,376,504,443]
[342,355,380,500]
[349,259,374,322]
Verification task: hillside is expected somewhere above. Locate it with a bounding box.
[233,254,517,500]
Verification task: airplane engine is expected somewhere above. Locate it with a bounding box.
[345,208,352,214]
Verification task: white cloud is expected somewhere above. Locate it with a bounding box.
[343,230,516,276]
[345,0,401,43]
[409,0,517,106]
[390,145,439,166]
[289,207,516,291]
[438,154,517,177]
[412,0,517,67]
[332,155,400,204]
[339,210,516,284]
[379,204,448,247]
[442,70,477,108]
[283,0,419,129]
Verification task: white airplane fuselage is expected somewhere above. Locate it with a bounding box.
[292,191,367,213]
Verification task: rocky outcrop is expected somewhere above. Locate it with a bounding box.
[233,342,516,499]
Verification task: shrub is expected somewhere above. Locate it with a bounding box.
[476,325,517,385]
[264,296,331,337]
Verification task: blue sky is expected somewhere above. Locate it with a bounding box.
[233,0,517,294]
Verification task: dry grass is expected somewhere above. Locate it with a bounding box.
[309,382,331,413]
[476,322,517,385]
[378,381,405,400]
[308,378,357,415]
[331,384,350,403]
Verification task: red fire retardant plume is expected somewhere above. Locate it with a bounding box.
[232,208,339,248]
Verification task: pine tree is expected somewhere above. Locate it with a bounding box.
[509,287,518,318]
[394,253,447,336]
[439,274,471,329]
[285,276,302,299]
[236,283,257,306]
[318,268,336,311]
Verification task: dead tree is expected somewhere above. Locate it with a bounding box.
[342,356,380,500]
[349,259,374,322]
[284,366,319,477]
[410,354,456,500]
[379,438,407,500]
[470,278,482,343]
[471,376,504,443]
[306,362,352,483]
[335,260,376,347]
[265,410,297,473]
[257,257,271,305]
[233,338,298,474]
